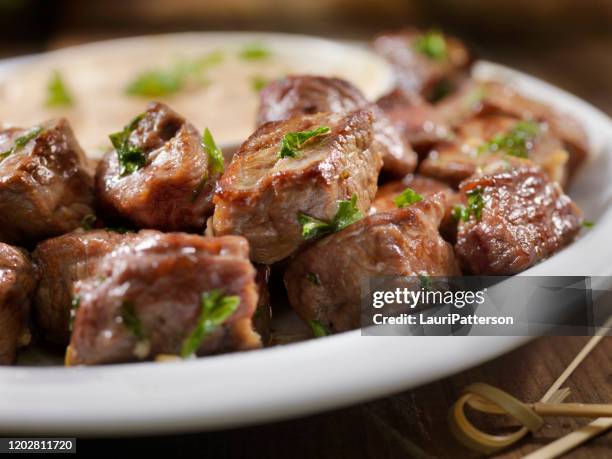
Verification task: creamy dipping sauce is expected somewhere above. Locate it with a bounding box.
[0,33,393,158]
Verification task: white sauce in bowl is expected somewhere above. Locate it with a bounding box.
[0,32,394,158]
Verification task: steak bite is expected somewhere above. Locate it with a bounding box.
[0,243,37,365]
[372,28,471,100]
[32,229,134,345]
[376,88,452,155]
[284,194,461,332]
[213,110,382,264]
[95,102,220,232]
[455,165,582,275]
[371,174,460,240]
[0,119,94,246]
[67,232,260,365]
[419,115,571,188]
[437,80,589,176]
[256,75,417,176]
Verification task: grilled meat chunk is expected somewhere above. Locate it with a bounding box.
[455,165,582,275]
[437,80,589,177]
[371,174,460,240]
[0,243,37,365]
[95,102,218,232]
[213,110,382,264]
[33,229,134,345]
[67,232,260,365]
[372,28,471,100]
[376,89,451,154]
[0,119,94,246]
[285,194,460,332]
[419,115,570,188]
[257,75,416,176]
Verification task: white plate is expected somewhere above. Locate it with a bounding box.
[0,33,611,436]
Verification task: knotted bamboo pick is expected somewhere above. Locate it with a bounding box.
[448,315,612,456]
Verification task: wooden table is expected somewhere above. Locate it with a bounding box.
[2,27,611,459]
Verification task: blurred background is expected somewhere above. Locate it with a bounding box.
[0,0,610,111]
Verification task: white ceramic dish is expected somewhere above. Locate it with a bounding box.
[0,33,611,436]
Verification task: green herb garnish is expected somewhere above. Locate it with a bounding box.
[120,301,145,339]
[306,272,321,286]
[419,275,432,290]
[0,126,43,162]
[452,188,485,222]
[180,290,240,358]
[251,75,269,92]
[240,44,271,60]
[298,194,363,240]
[279,126,331,159]
[202,127,224,175]
[309,319,331,338]
[582,220,594,228]
[46,71,73,107]
[80,214,97,230]
[109,113,146,176]
[393,187,423,208]
[478,121,540,158]
[414,30,447,60]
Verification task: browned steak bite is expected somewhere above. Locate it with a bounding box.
[213,110,381,264]
[455,165,582,275]
[67,232,260,365]
[0,243,37,365]
[95,102,219,232]
[437,80,589,177]
[0,119,94,246]
[419,115,570,188]
[33,229,135,345]
[376,88,452,155]
[372,28,471,100]
[371,174,460,240]
[284,194,461,332]
[257,75,417,176]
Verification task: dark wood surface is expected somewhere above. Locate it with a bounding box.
[1,16,611,458]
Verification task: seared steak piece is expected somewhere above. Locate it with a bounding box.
[67,232,260,365]
[0,119,94,246]
[257,75,417,176]
[284,194,461,332]
[213,110,381,264]
[371,174,460,240]
[437,80,589,177]
[376,88,452,155]
[372,28,471,100]
[95,102,219,232]
[33,229,134,345]
[455,165,582,275]
[0,243,37,365]
[419,115,570,188]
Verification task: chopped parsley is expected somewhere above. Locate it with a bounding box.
[46,71,73,107]
[239,44,271,60]
[202,127,224,175]
[306,272,321,286]
[452,187,485,222]
[419,274,432,290]
[0,126,43,162]
[68,296,80,332]
[478,121,540,158]
[414,30,447,60]
[109,113,146,176]
[251,75,269,92]
[582,220,594,228]
[80,214,97,230]
[279,126,331,159]
[180,290,240,358]
[309,319,331,338]
[298,194,363,240]
[393,187,423,208]
[120,301,145,339]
